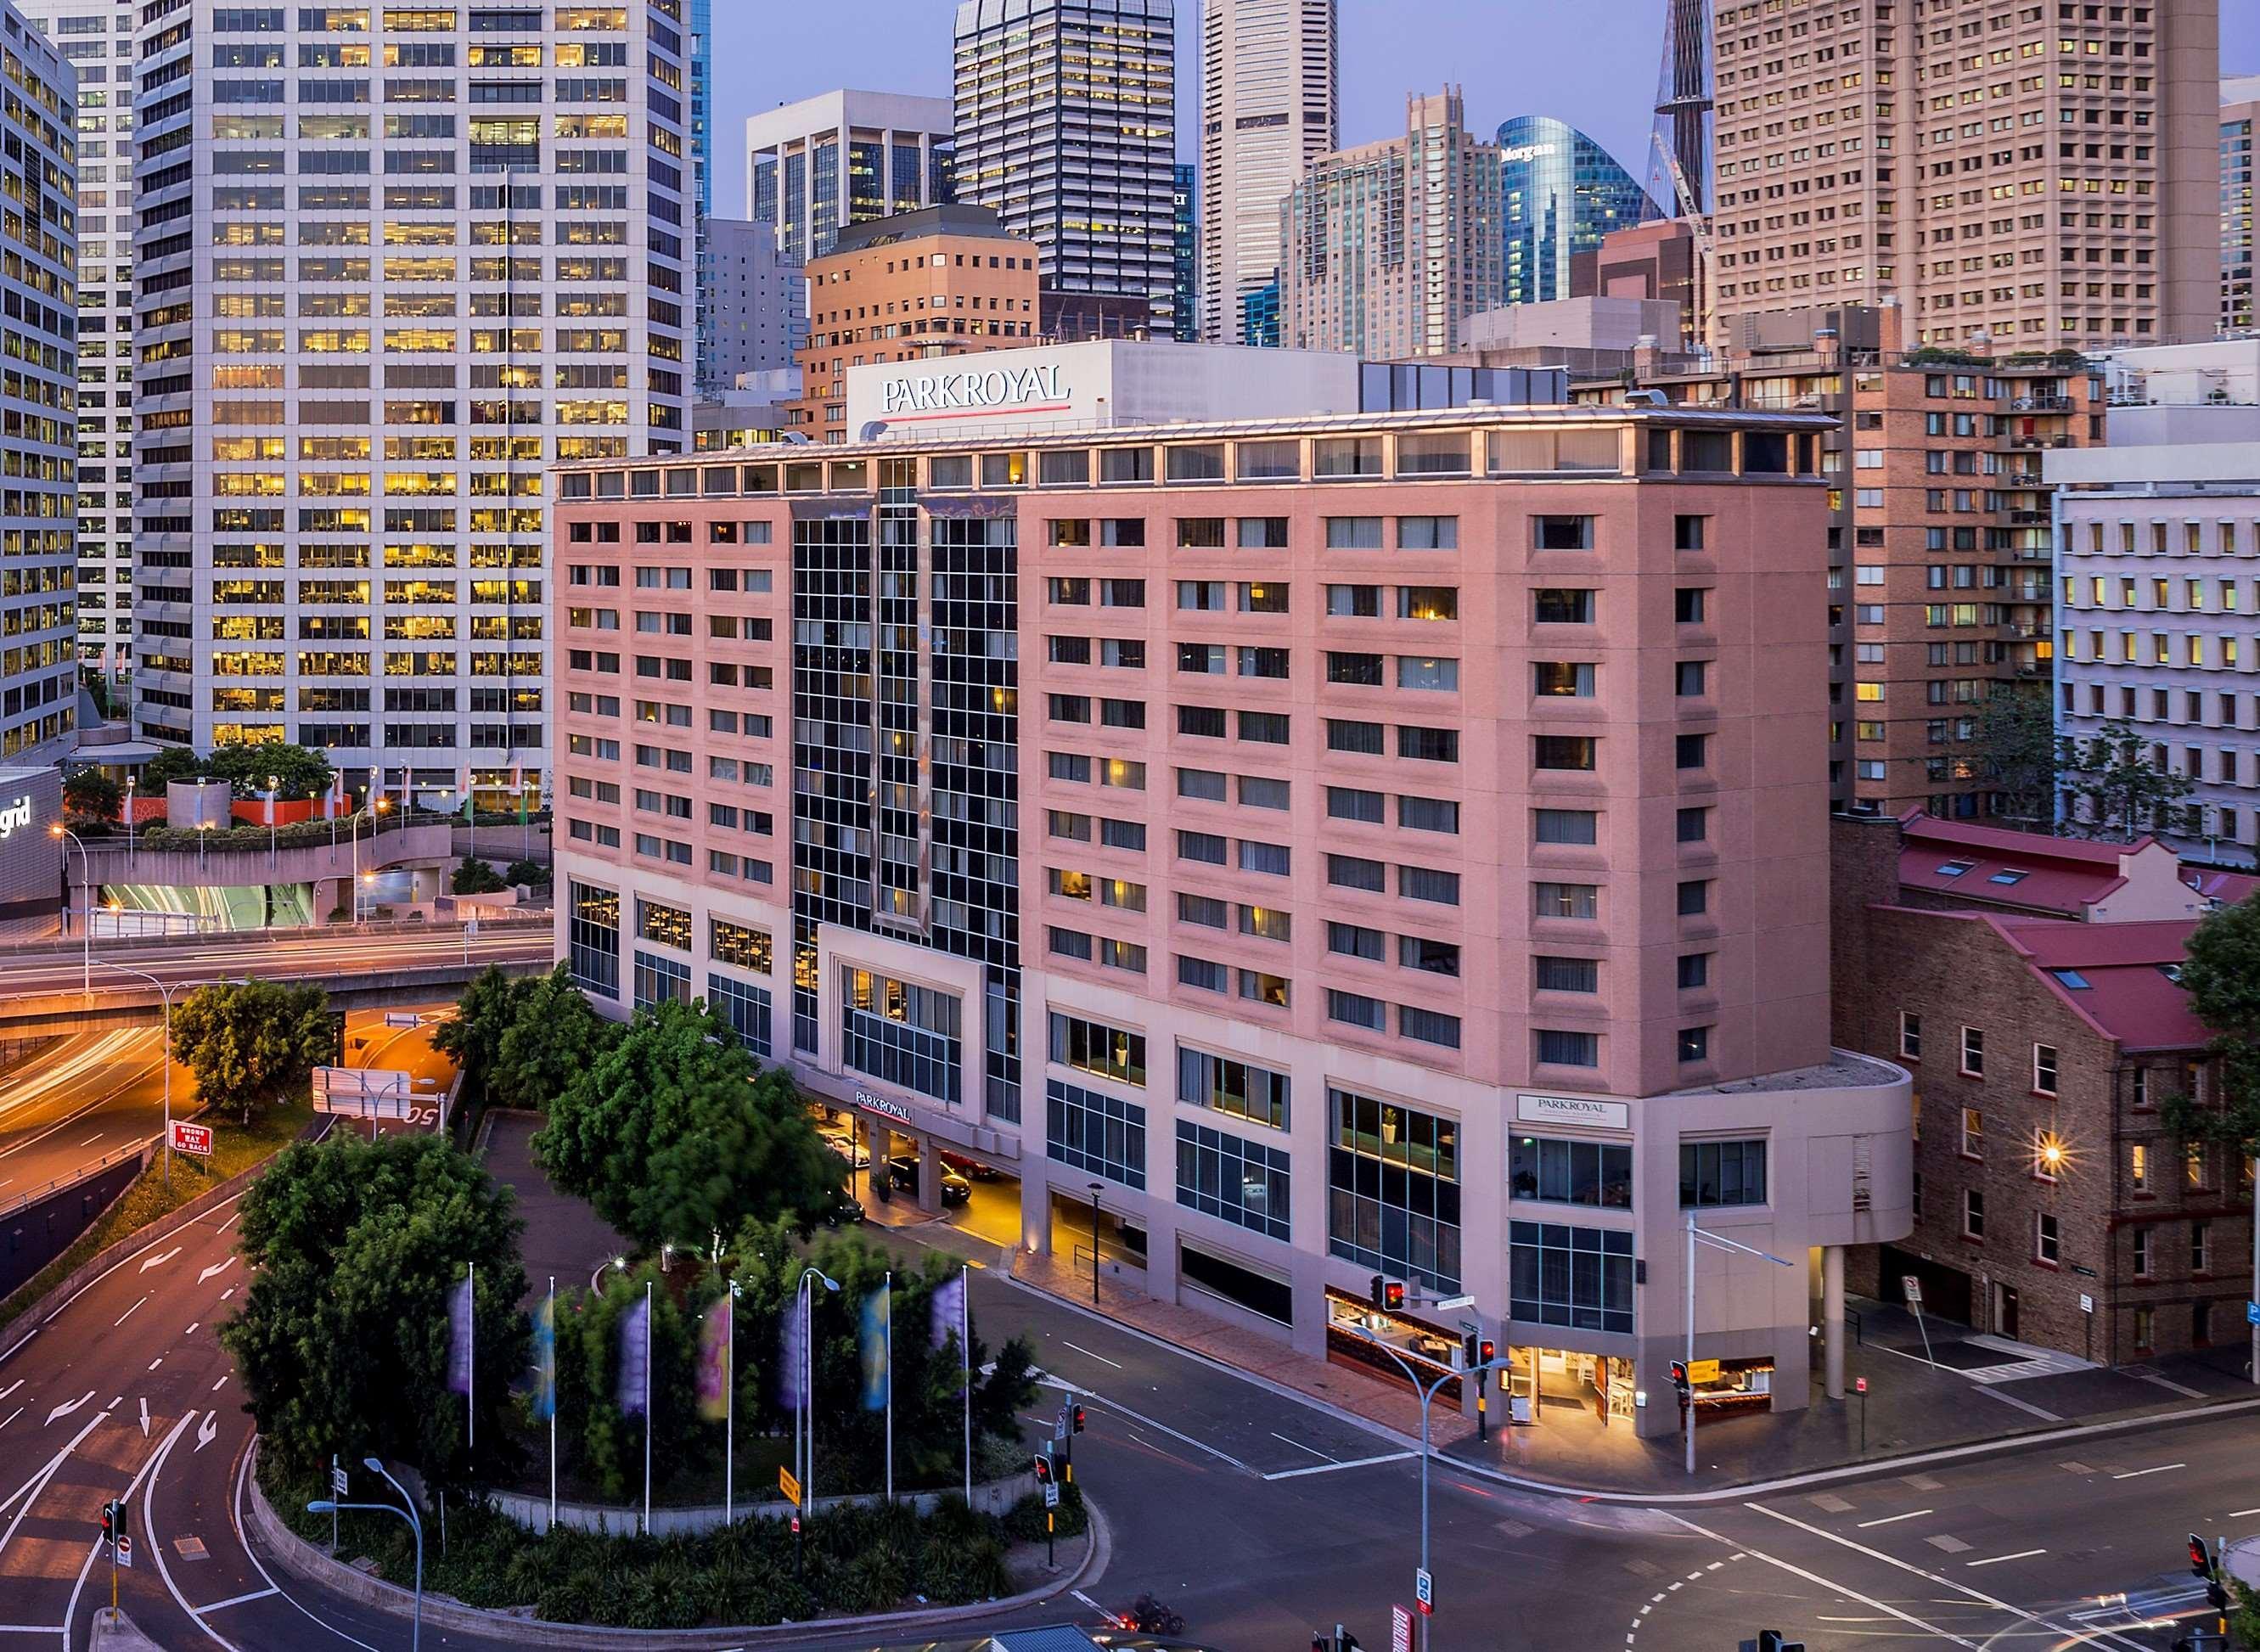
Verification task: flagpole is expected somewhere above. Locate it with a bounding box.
[467,1262,475,1453]
[641,1280,653,1536]
[723,1284,734,1526]
[884,1271,893,1505]
[547,1276,556,1528]
[960,1262,971,1506]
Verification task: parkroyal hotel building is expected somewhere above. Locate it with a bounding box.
[550,345,1911,1437]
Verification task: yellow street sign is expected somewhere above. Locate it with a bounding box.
[1687,1359,1722,1385]
[779,1465,801,1508]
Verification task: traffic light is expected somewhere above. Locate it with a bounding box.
[1071,1403,1087,1435]
[98,1502,115,1542]
[1462,1331,1481,1370]
[1756,1632,1803,1652]
[1369,1274,1384,1307]
[1032,1452,1054,1486]
[2191,1534,2230,1609]
[2190,1533,2211,1578]
[1382,1280,1404,1311]
[1478,1338,1495,1365]
[1669,1358,1692,1403]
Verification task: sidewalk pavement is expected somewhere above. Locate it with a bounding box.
[1000,1251,2258,1496]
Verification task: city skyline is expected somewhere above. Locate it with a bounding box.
[709,0,2260,239]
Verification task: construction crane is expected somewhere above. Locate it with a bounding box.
[1651,129,1716,349]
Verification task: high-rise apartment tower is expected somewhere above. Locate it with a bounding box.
[1199,0,1335,344]
[1709,0,2219,348]
[126,2,691,806]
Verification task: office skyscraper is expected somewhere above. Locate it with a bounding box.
[1199,0,1335,344]
[1280,89,1502,358]
[745,89,954,265]
[1710,0,2219,348]
[953,0,1178,340]
[1498,116,1653,308]
[1172,160,1197,341]
[2226,77,2257,334]
[0,2,76,764]
[126,3,691,804]
[20,0,124,681]
[691,0,715,396]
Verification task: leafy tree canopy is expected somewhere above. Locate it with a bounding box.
[171,979,335,1124]
[452,856,508,896]
[204,742,334,802]
[61,770,121,821]
[534,999,839,1250]
[222,1131,528,1483]
[2162,896,2260,1159]
[139,746,205,789]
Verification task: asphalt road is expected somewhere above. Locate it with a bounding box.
[0,1031,169,1206]
[0,927,550,1005]
[4,1105,2251,1650]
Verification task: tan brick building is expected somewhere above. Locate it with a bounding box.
[1832,813,2246,1366]
[1709,0,2219,351]
[793,205,1042,443]
[1573,302,2104,818]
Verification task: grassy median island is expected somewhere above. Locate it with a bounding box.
[266,1461,1088,1630]
[0,1097,314,1340]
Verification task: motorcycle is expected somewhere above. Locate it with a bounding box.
[1118,1593,1186,1636]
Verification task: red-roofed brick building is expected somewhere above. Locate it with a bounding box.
[1834,815,2248,1364]
[1891,812,2209,924]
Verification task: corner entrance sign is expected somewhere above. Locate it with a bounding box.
[778,1465,801,1508]
[169,1121,213,1157]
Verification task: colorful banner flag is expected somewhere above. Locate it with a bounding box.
[777,1289,806,1408]
[858,1280,890,1413]
[445,1273,474,1397]
[459,766,475,818]
[529,1291,555,1423]
[618,1293,650,1416]
[930,1270,966,1352]
[696,1295,731,1422]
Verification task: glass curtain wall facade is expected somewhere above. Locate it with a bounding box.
[2225,88,2256,335]
[0,3,77,764]
[126,2,689,800]
[744,90,953,264]
[20,0,124,685]
[1497,115,1653,309]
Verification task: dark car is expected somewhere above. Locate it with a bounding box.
[887,1153,972,1204]
[821,1193,867,1227]
[938,1149,1003,1181]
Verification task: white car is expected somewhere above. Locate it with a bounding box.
[823,1132,872,1169]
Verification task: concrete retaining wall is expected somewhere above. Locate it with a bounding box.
[486,1469,1039,1537]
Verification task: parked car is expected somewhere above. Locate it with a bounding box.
[886,1153,971,1204]
[822,1131,871,1169]
[821,1193,867,1227]
[938,1148,1002,1181]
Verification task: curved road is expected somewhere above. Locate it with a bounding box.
[0,1031,169,1206]
[0,926,550,1006]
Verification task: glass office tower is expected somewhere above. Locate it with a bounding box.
[1497,115,1652,308]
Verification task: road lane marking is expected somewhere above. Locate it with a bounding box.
[196,1412,218,1452]
[2112,1462,2184,1479]
[1037,1375,1255,1475]
[211,1375,228,1393]
[0,1409,18,1433]
[215,1211,240,1235]
[1667,1513,1984,1649]
[138,1246,182,1274]
[114,1295,147,1328]
[1967,1548,2046,1567]
[2132,1370,2206,1399]
[200,1590,278,1614]
[2229,1507,2260,1518]
[1976,1386,2060,1421]
[1262,1451,1419,1481]
[1071,1590,1108,1615]
[44,1391,92,1425]
[43,1191,249,1324]
[0,1412,107,1556]
[1271,1431,1337,1462]
[1745,1503,2152,1652]
[183,1323,198,1337]
[0,1381,19,1401]
[138,1396,150,1438]
[1058,1340,1123,1369]
[143,1413,246,1652]
[218,1288,236,1302]
[196,1258,235,1285]
[148,1359,162,1371]
[0,1627,65,1635]
[1856,1508,1932,1527]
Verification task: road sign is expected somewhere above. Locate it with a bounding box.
[170,1121,213,1157]
[115,1536,132,1570]
[1391,1604,1414,1652]
[332,1464,349,1496]
[2080,1294,2094,1315]
[1414,1566,1432,1614]
[1053,1408,1069,1442]
[384,1011,421,1029]
[1901,1275,1923,1306]
[1854,1376,1868,1394]
[2247,1301,2260,1328]
[778,1465,801,1509]
[1042,1479,1060,1509]
[1688,1358,1721,1385]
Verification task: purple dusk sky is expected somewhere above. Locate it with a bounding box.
[708,1,2260,222]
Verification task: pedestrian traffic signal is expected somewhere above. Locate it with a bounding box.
[98,1500,127,1543]
[1462,1331,1481,1370]
[1368,1274,1404,1310]
[1478,1338,1495,1364]
[2190,1532,2212,1577]
[1032,1452,1054,1486]
[1071,1403,1087,1434]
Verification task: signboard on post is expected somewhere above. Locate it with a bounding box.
[1414,1566,1432,1615]
[1391,1604,1414,1652]
[170,1121,213,1157]
[1901,1275,1923,1306]
[332,1464,349,1496]
[1687,1358,1721,1385]
[116,1536,132,1570]
[778,1465,801,1509]
[1043,1479,1060,1509]
[312,1067,444,1127]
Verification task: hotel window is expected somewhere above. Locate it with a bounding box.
[842,969,963,1105]
[1899,1011,1921,1060]
[1510,1137,1631,1208]
[1509,1222,1633,1334]
[706,973,773,1059]
[1048,1011,1146,1088]
[1328,1088,1460,1292]
[1532,515,1594,551]
[1175,1120,1290,1241]
[1959,1025,1984,1077]
[1178,1047,1290,1130]
[1047,1078,1147,1189]
[632,951,689,1012]
[1679,1138,1767,1208]
[1963,1188,1985,1240]
[1397,515,1458,550]
[1324,515,1384,549]
[1960,1106,1983,1159]
[1533,881,1598,920]
[1325,989,1386,1031]
[2035,1212,2060,1266]
[2032,1043,2058,1096]
[1535,1029,1598,1068]
[1532,808,1596,846]
[566,880,619,997]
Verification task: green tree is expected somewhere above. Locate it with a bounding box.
[452,855,508,896]
[1969,685,2058,829]
[61,770,121,821]
[140,746,205,789]
[171,980,335,1123]
[534,998,840,1250]
[204,741,334,802]
[502,857,550,891]
[222,1132,528,1484]
[2162,896,2260,1161]
[433,966,528,1104]
[549,1260,709,1502]
[2060,718,2195,841]
[493,962,615,1110]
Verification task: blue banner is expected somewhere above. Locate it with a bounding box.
[858,1280,890,1413]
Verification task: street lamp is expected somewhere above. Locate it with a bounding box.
[122,774,136,867]
[49,823,88,996]
[1353,1325,1509,1652]
[93,963,233,1188]
[1088,1180,1104,1305]
[309,1457,422,1652]
[1681,1212,1796,1477]
[795,1267,840,1509]
[265,774,281,871]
